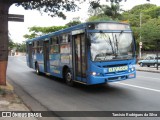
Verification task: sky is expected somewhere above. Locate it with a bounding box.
[8,0,160,43]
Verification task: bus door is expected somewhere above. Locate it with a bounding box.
[72,34,87,82]
[28,43,33,68]
[43,40,50,73]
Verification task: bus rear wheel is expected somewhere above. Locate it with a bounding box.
[35,63,41,75]
[65,69,74,86]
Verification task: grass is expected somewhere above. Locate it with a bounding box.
[0,87,6,96]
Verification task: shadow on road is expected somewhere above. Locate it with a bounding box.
[31,71,128,95]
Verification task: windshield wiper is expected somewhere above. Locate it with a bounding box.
[115,34,118,57]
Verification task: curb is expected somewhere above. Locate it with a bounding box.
[136,69,160,73]
[0,81,14,91]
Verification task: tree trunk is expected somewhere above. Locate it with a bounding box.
[0,2,11,85]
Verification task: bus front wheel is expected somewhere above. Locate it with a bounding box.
[65,69,74,86]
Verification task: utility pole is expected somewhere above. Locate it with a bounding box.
[139,12,142,59]
[156,40,160,70]
[0,12,24,85]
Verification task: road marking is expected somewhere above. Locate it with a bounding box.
[138,76,160,80]
[116,82,160,93]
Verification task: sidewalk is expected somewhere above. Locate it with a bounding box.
[0,81,37,120]
[136,64,160,73]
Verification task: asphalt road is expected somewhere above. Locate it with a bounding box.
[7,56,160,120]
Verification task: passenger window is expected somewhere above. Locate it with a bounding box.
[50,45,59,54]
[60,33,70,43]
[51,36,59,45]
[50,36,59,54]
[60,44,70,53]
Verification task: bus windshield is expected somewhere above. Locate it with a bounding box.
[89,32,134,61]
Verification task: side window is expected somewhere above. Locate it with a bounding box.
[50,46,59,54]
[39,47,43,53]
[51,36,59,45]
[32,41,37,54]
[32,42,35,47]
[60,44,71,53]
[68,34,71,42]
[39,41,43,46]
[60,33,70,43]
[36,40,43,54]
[60,33,71,54]
[50,36,59,54]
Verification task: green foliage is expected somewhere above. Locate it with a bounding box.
[87,14,112,22]
[23,33,37,39]
[23,26,67,39]
[0,88,6,95]
[28,26,67,34]
[66,21,81,27]
[9,41,26,52]
[9,38,15,50]
[129,4,156,15]
[143,6,160,18]
[141,18,160,50]
[17,41,26,52]
[121,4,159,26]
[103,3,123,20]
[120,3,160,51]
[14,0,134,19]
[15,0,81,19]
[88,3,123,20]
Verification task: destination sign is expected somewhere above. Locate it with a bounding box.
[88,23,130,30]
[108,66,128,73]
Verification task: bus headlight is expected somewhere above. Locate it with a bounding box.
[129,65,135,72]
[131,67,135,71]
[91,72,100,76]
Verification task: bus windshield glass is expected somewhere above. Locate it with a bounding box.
[89,32,134,61]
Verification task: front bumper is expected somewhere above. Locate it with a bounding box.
[87,71,136,85]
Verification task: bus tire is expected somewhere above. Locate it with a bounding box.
[35,63,41,75]
[65,69,74,86]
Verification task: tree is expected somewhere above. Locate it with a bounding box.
[103,3,123,20]
[66,18,81,27]
[121,4,160,26]
[0,0,151,85]
[88,2,123,21]
[0,2,11,85]
[121,3,160,51]
[24,26,67,39]
[141,18,160,50]
[86,14,112,22]
[0,0,81,85]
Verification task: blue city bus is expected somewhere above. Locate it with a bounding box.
[26,21,136,86]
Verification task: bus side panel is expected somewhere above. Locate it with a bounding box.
[59,54,72,77]
[26,54,29,67]
[37,54,45,73]
[27,43,34,68]
[49,54,62,78]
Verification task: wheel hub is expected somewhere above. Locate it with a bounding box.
[66,73,72,82]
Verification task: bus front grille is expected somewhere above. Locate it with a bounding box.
[108,76,127,81]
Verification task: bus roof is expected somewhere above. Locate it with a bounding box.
[26,21,130,43]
